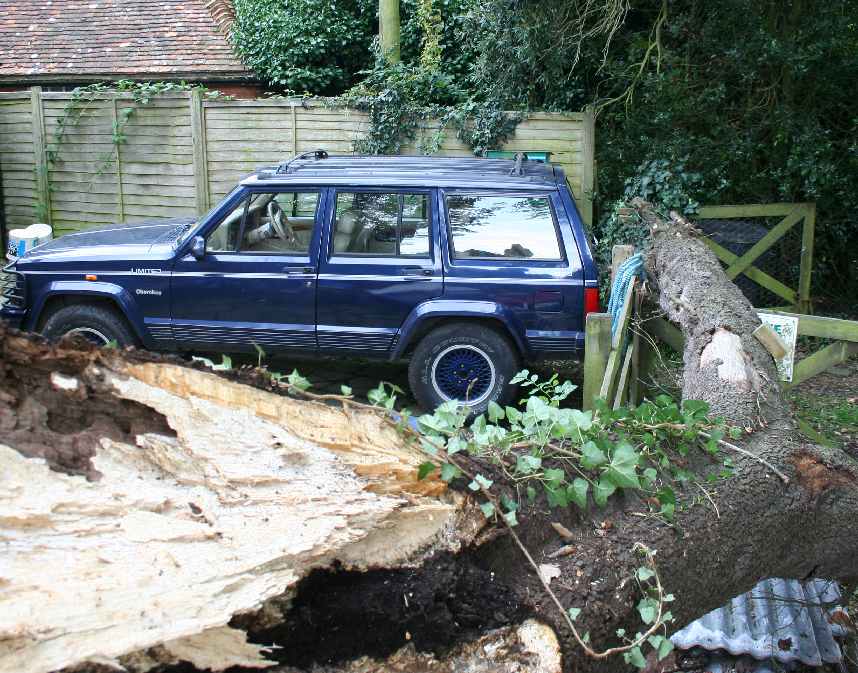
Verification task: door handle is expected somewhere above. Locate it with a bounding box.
[403,269,435,281]
[284,266,315,275]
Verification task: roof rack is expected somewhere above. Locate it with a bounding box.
[276,149,329,174]
[251,154,559,187]
[509,152,526,177]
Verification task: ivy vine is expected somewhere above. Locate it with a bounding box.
[194,347,741,670]
[46,80,227,176]
[340,44,521,157]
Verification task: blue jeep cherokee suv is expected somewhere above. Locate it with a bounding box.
[1,154,599,413]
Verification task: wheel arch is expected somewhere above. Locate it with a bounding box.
[29,281,147,344]
[393,300,528,360]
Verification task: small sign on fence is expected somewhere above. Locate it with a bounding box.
[757,312,799,382]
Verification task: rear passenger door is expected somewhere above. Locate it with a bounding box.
[316,188,442,354]
[440,189,585,357]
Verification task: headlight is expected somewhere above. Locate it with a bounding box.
[0,269,25,309]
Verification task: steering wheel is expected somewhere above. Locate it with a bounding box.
[267,200,297,245]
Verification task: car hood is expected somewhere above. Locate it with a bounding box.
[20,217,196,261]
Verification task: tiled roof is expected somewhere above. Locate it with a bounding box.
[0,0,256,82]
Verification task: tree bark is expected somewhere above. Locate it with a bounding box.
[1,201,857,673]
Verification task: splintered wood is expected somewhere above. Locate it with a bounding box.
[0,361,481,673]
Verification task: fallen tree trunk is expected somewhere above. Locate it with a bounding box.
[2,201,857,673]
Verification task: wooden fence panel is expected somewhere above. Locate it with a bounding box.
[0,89,595,236]
[0,93,38,229]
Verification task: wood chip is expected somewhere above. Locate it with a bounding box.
[547,545,576,559]
[550,522,574,540]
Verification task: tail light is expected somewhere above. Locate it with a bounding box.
[584,287,600,317]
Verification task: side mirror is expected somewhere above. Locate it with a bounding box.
[190,235,206,260]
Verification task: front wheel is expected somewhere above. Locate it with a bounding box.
[408,323,519,415]
[41,303,137,348]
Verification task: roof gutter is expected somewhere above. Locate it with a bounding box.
[0,71,259,86]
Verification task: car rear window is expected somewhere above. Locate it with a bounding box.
[446,194,562,260]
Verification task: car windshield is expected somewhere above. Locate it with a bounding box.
[175,186,244,246]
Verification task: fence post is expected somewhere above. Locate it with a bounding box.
[30,86,51,225]
[580,105,596,227]
[611,244,635,287]
[190,89,210,216]
[111,98,125,223]
[583,313,612,411]
[798,202,815,315]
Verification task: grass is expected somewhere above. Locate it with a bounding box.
[788,391,858,448]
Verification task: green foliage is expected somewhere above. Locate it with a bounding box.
[343,55,464,155]
[593,156,706,277]
[410,371,733,525]
[231,0,375,95]
[456,0,858,301]
[341,50,520,156]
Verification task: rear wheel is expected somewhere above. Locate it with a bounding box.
[408,323,519,415]
[41,303,137,348]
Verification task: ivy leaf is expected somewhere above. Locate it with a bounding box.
[503,510,518,527]
[526,395,552,421]
[636,566,655,582]
[417,462,436,480]
[682,399,710,421]
[526,485,537,502]
[642,467,658,487]
[624,646,647,669]
[593,476,616,507]
[581,441,607,469]
[648,634,674,660]
[567,478,589,509]
[440,463,461,482]
[510,369,530,385]
[516,454,542,474]
[505,406,522,424]
[418,413,450,434]
[567,607,581,621]
[340,384,353,396]
[480,501,495,518]
[487,401,505,423]
[604,442,640,489]
[657,487,676,521]
[500,493,518,512]
[545,485,568,508]
[544,468,565,488]
[446,436,466,455]
[286,368,311,390]
[637,596,659,625]
[569,408,593,431]
[473,473,493,490]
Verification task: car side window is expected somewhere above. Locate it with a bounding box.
[333,191,430,257]
[207,192,320,254]
[446,194,562,260]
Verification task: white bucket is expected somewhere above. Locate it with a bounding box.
[7,223,53,259]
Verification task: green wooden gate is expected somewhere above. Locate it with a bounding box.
[697,203,816,314]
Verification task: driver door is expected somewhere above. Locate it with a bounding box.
[170,189,322,353]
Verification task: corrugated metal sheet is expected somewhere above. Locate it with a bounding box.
[671,578,846,667]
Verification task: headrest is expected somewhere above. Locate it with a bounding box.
[337,210,358,234]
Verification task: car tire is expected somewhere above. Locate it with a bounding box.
[408,322,519,415]
[41,303,137,348]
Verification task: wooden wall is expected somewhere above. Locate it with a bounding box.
[0,88,595,238]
